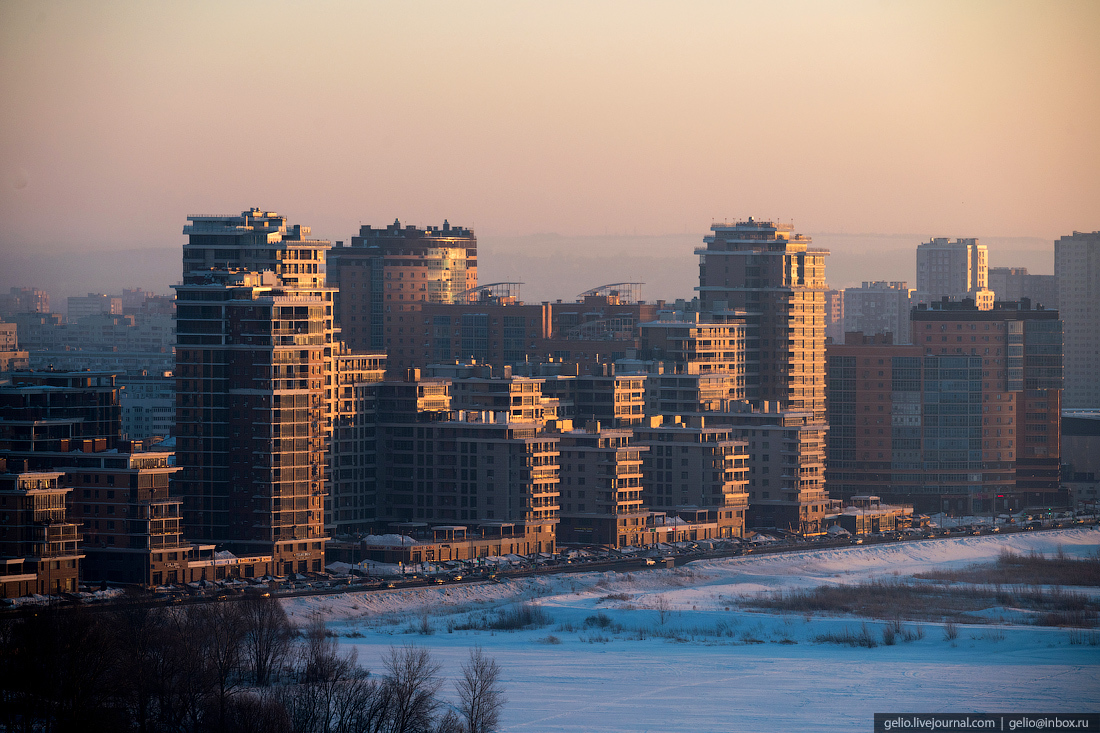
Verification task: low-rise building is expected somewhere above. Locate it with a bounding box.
[834,495,913,535]
[634,415,749,538]
[0,463,82,598]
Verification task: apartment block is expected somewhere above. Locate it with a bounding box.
[915,237,994,309]
[0,322,29,373]
[638,369,742,417]
[639,315,747,378]
[175,209,334,575]
[369,371,560,553]
[66,448,197,586]
[540,370,647,428]
[119,371,175,440]
[634,416,749,538]
[557,422,647,547]
[327,349,386,537]
[824,289,844,343]
[828,298,1064,513]
[0,287,50,318]
[413,294,547,375]
[328,220,477,354]
[66,293,123,323]
[0,465,81,597]
[428,363,554,423]
[1055,230,1100,408]
[705,403,831,534]
[842,281,914,344]
[1062,410,1100,509]
[989,268,1057,310]
[0,371,122,459]
[549,286,658,341]
[911,299,1063,508]
[696,219,828,418]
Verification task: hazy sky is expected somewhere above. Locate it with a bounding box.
[1,0,1098,262]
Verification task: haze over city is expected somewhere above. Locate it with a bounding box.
[2,1,1098,303]
[1,3,1099,731]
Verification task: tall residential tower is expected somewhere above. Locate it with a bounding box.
[696,219,828,418]
[1056,230,1100,408]
[174,209,334,575]
[915,237,994,309]
[327,220,477,359]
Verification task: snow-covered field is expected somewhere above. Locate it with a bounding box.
[284,529,1100,732]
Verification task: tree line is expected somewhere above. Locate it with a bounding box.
[0,597,505,733]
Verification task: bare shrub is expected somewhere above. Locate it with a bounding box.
[597,593,633,603]
[943,621,959,641]
[813,624,878,648]
[1067,629,1100,646]
[918,551,1100,587]
[881,625,897,646]
[489,604,550,631]
[457,604,551,632]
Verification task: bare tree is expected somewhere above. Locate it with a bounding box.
[276,617,396,733]
[383,645,442,733]
[455,647,506,733]
[653,594,671,625]
[159,600,247,732]
[239,594,292,686]
[240,595,293,686]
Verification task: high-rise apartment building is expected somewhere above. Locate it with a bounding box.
[828,300,1064,513]
[911,299,1063,507]
[696,219,828,418]
[327,348,386,537]
[1055,230,1100,408]
[842,281,914,344]
[0,287,49,318]
[915,238,994,309]
[327,220,477,355]
[989,268,1057,310]
[824,289,844,343]
[175,209,334,575]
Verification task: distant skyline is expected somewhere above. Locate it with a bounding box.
[2,1,1098,261]
[0,231,1057,312]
